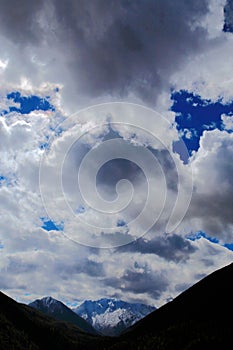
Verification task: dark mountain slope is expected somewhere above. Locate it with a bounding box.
[0,291,105,350]
[112,262,233,349]
[1,262,233,349]
[29,296,97,334]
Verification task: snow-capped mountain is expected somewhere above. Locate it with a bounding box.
[29,296,97,334]
[73,298,156,336]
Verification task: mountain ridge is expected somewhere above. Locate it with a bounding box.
[0,290,103,349]
[73,298,155,335]
[114,262,233,349]
[1,262,233,348]
[29,296,97,334]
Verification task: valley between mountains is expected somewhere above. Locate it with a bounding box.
[1,262,233,349]
[29,297,155,336]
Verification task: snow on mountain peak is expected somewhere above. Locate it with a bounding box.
[42,296,57,306]
[29,296,65,314]
[73,298,156,336]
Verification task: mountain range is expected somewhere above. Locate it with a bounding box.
[73,298,155,335]
[0,290,101,350]
[29,296,155,336]
[1,262,233,349]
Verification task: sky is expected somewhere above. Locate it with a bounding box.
[0,0,233,308]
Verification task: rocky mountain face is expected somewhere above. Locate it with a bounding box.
[73,298,156,336]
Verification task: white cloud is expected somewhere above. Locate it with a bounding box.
[0,58,8,70]
[181,129,233,241]
[221,113,233,131]
[201,0,226,38]
[171,32,233,103]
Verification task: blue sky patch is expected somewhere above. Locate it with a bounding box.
[39,135,50,150]
[186,231,233,252]
[186,231,219,244]
[76,205,85,214]
[0,175,6,183]
[49,125,64,137]
[39,142,50,150]
[64,300,79,308]
[223,243,233,251]
[0,175,11,187]
[41,218,64,231]
[171,90,233,156]
[117,219,126,227]
[7,91,55,114]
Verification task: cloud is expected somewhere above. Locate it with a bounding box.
[38,102,190,248]
[0,90,231,307]
[56,258,105,278]
[118,234,197,263]
[104,265,169,300]
[184,129,233,241]
[223,0,233,32]
[0,0,44,43]
[0,0,233,309]
[171,33,233,104]
[97,236,233,306]
[221,113,233,131]
[0,0,210,110]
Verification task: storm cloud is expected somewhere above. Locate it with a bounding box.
[185,129,233,241]
[0,0,210,108]
[118,234,197,262]
[104,266,169,300]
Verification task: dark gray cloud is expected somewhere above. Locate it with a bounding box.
[57,259,105,278]
[104,265,168,299]
[0,0,210,103]
[186,135,233,241]
[55,0,209,101]
[118,234,197,262]
[190,193,233,237]
[96,141,178,193]
[97,159,143,189]
[0,0,44,43]
[224,0,233,33]
[121,269,168,299]
[78,259,105,277]
[148,148,178,192]
[6,258,37,274]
